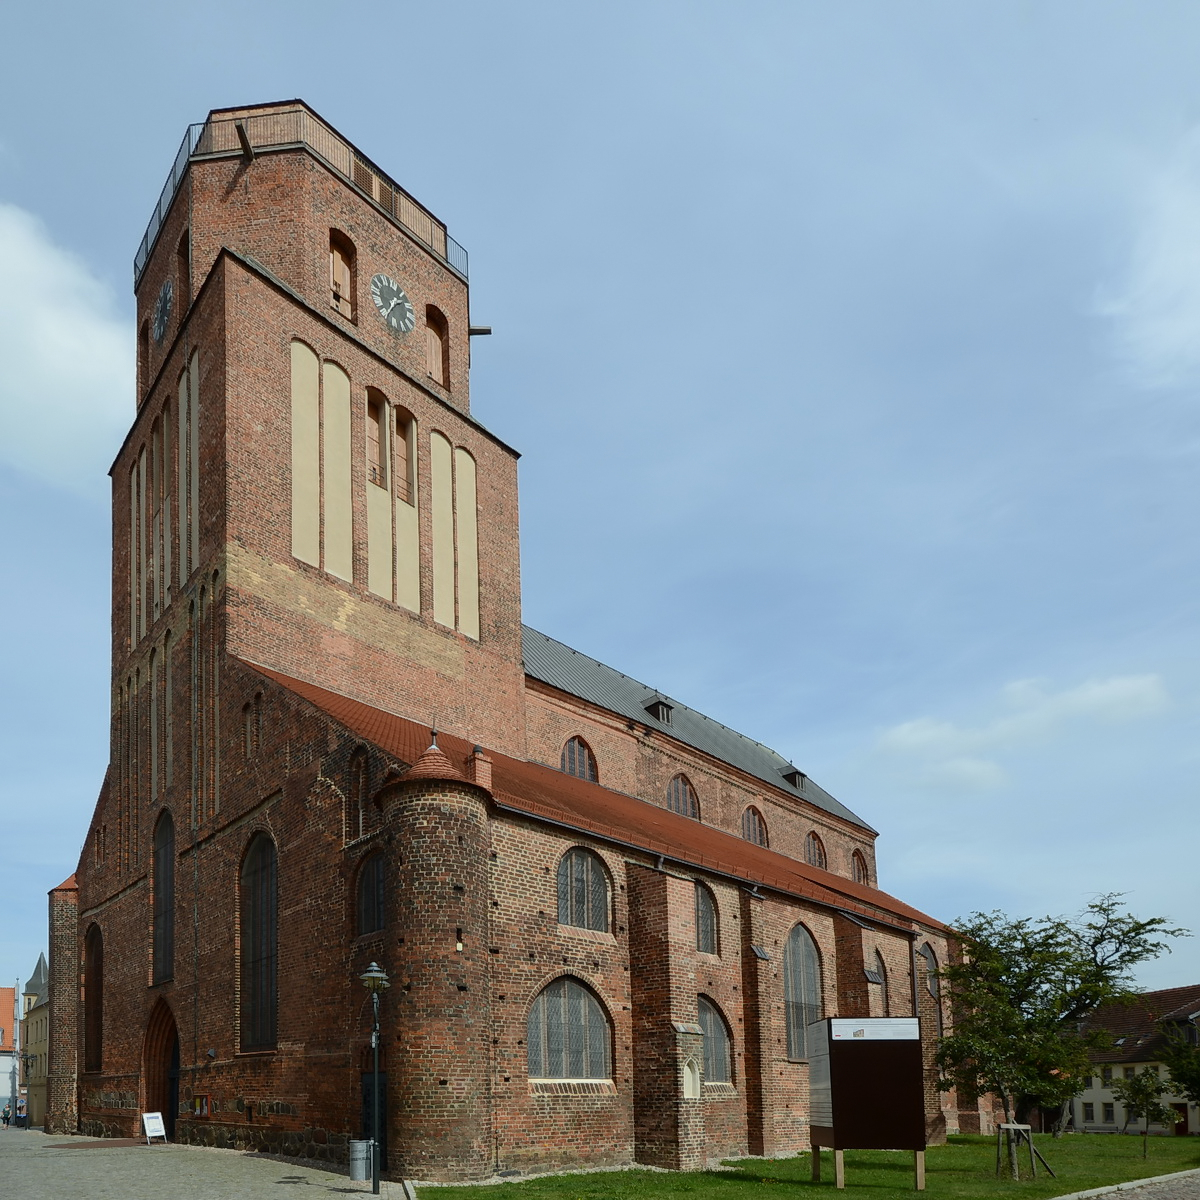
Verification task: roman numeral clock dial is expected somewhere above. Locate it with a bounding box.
[370,273,416,333]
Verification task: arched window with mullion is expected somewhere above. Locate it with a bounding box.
[561,736,598,782]
[804,831,827,869]
[557,847,609,932]
[695,882,718,955]
[241,833,278,1050]
[698,995,732,1083]
[527,977,612,1080]
[783,923,823,1059]
[741,805,768,846]
[667,773,699,818]
[356,851,385,936]
[83,924,104,1072]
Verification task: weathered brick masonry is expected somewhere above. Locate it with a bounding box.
[49,99,990,1181]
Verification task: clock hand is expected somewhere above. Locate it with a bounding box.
[383,296,400,317]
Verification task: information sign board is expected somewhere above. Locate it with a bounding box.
[141,1112,167,1144]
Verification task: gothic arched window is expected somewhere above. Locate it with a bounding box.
[695,883,718,955]
[698,995,732,1083]
[527,977,611,1080]
[875,948,890,1017]
[152,811,175,984]
[557,847,609,932]
[852,850,869,885]
[357,852,385,936]
[240,833,278,1050]
[425,306,449,387]
[561,736,598,783]
[83,924,104,1072]
[667,774,699,818]
[918,942,944,1036]
[741,806,768,846]
[805,832,827,869]
[329,230,356,319]
[783,923,823,1059]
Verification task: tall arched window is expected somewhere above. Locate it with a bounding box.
[394,407,416,505]
[561,736,598,783]
[83,924,103,1072]
[425,306,449,387]
[527,977,611,1079]
[852,850,869,885]
[329,231,355,319]
[241,834,278,1050]
[557,847,609,932]
[667,774,699,818]
[783,923,822,1059]
[698,996,731,1083]
[366,391,388,487]
[804,832,827,869]
[918,942,944,1036]
[741,806,768,846]
[152,811,175,984]
[695,882,718,955]
[356,852,385,936]
[875,948,890,1017]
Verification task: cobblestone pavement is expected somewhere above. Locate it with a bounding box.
[0,1128,412,1200]
[1096,1171,1200,1199]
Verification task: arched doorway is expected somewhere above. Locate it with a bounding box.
[143,999,180,1141]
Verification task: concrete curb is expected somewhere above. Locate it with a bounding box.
[1047,1167,1200,1199]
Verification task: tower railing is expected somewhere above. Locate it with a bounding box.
[133,106,468,286]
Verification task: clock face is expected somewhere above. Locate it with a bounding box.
[152,278,173,345]
[370,273,416,334]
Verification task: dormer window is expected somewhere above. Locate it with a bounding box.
[329,231,355,320]
[780,766,806,789]
[644,696,672,724]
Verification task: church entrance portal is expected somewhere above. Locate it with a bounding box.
[143,1000,180,1141]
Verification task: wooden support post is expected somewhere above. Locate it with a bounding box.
[811,1145,821,1181]
[835,1149,845,1190]
[914,1149,925,1191]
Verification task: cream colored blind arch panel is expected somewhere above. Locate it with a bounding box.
[289,342,321,567]
[430,431,455,627]
[454,447,479,640]
[322,362,353,582]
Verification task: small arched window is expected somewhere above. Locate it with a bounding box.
[350,747,369,839]
[561,736,598,782]
[805,832,827,869]
[783,923,822,1059]
[695,882,718,955]
[329,231,355,319]
[875,948,890,1017]
[557,847,609,932]
[741,806,768,847]
[394,407,416,505]
[83,924,103,1072]
[852,850,869,885]
[667,774,699,819]
[425,306,449,387]
[366,389,388,488]
[356,852,385,936]
[918,942,944,1036]
[240,833,278,1050]
[152,811,175,984]
[527,977,611,1079]
[698,996,732,1083]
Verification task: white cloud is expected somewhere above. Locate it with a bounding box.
[1100,128,1200,389]
[876,673,1169,790]
[0,203,132,498]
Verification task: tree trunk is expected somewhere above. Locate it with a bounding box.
[1000,1090,1019,1181]
[1143,1119,1149,1159]
[1053,1100,1070,1138]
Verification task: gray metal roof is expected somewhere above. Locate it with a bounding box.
[23,952,48,1005]
[522,626,875,833]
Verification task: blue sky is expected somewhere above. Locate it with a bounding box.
[2,2,1198,994]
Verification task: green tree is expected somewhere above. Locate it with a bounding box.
[934,895,1186,1179]
[1111,1067,1176,1157]
[1160,1028,1200,1107]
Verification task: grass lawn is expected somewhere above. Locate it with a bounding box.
[417,1134,1200,1199]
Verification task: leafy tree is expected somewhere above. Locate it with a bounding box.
[934,895,1186,1179]
[1111,1067,1176,1157]
[1160,1028,1200,1107]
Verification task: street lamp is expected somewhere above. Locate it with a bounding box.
[359,962,390,1195]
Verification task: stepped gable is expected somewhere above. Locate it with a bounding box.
[241,657,945,933]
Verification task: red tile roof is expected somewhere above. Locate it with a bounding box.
[1084,984,1200,1064]
[243,659,947,934]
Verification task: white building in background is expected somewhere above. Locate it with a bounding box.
[1073,984,1200,1137]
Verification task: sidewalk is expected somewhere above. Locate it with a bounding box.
[0,1127,413,1200]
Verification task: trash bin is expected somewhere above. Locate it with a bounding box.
[349,1139,372,1182]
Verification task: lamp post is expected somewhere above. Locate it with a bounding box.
[359,962,390,1195]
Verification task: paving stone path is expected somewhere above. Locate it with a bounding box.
[0,1128,411,1200]
[1101,1172,1200,1199]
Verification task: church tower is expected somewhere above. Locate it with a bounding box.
[123,100,524,776]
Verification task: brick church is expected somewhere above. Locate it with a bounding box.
[45,100,985,1179]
